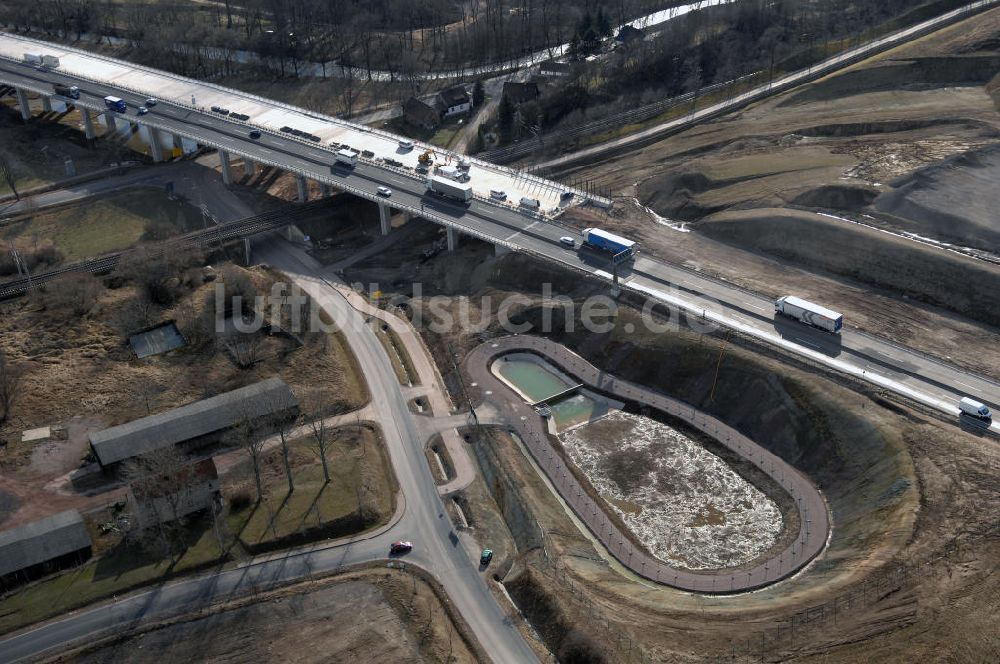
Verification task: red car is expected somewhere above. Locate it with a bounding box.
[390,540,413,555]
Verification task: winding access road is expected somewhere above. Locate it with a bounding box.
[465,335,830,593]
[0,238,538,664]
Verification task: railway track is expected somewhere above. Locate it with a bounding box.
[0,199,332,299]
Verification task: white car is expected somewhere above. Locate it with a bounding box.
[397,140,414,150]
[145,97,158,107]
[559,236,576,248]
[377,186,392,197]
[137,106,149,115]
[489,190,507,201]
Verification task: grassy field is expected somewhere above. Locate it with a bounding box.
[0,189,204,264]
[228,424,397,552]
[0,424,396,635]
[0,104,114,196]
[0,513,225,635]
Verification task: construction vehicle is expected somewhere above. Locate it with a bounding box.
[418,150,434,165]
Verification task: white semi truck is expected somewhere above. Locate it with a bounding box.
[774,296,843,333]
[334,149,358,167]
[426,175,473,202]
[959,397,992,422]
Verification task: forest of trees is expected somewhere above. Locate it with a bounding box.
[532,0,972,132]
[0,0,673,75]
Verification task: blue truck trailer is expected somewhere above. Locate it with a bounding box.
[581,228,637,259]
[103,95,126,112]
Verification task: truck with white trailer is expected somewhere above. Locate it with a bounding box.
[426,175,473,202]
[23,53,42,65]
[774,296,843,333]
[41,55,60,68]
[959,397,992,422]
[334,149,358,168]
[581,228,637,259]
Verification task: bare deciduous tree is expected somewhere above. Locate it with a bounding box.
[302,403,333,484]
[0,155,20,201]
[124,446,195,552]
[0,348,21,423]
[220,331,262,369]
[43,273,103,316]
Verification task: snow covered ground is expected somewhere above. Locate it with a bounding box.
[559,411,782,570]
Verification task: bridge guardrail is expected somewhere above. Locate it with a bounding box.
[0,32,611,208]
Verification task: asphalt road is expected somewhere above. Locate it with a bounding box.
[0,240,538,664]
[2,50,998,420]
[7,54,1000,432]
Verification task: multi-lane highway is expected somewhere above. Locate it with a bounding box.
[2,52,998,430]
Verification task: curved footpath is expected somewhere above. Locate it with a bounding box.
[465,335,831,594]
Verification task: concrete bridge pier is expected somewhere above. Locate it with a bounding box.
[447,226,459,252]
[244,159,256,178]
[296,175,308,202]
[81,109,96,141]
[378,203,391,236]
[320,183,331,198]
[149,127,165,163]
[104,113,118,133]
[41,96,52,113]
[494,244,511,257]
[244,238,252,265]
[15,88,31,121]
[219,150,233,185]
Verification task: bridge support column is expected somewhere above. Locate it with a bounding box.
[41,96,52,113]
[219,150,233,185]
[244,238,252,265]
[378,203,391,236]
[296,175,308,202]
[447,226,459,252]
[81,109,96,141]
[320,183,331,197]
[105,113,117,133]
[494,244,510,257]
[15,88,31,121]
[244,159,256,178]
[149,128,165,163]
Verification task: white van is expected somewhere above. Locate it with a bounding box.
[519,197,541,211]
[398,140,414,150]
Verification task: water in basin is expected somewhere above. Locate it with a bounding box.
[493,356,571,403]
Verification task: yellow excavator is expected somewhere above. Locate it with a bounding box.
[418,150,434,165]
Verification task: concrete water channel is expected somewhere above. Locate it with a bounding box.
[492,353,609,430]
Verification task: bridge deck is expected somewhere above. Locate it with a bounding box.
[0,33,608,213]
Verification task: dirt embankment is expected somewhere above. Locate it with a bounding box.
[873,143,1000,250]
[57,569,480,664]
[697,208,1000,327]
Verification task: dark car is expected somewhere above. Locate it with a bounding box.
[280,126,293,133]
[248,130,261,139]
[479,549,493,566]
[390,540,413,555]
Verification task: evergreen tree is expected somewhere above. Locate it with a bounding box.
[472,79,485,107]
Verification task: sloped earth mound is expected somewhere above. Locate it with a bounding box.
[637,171,729,221]
[504,303,917,590]
[873,143,1000,250]
[778,55,1000,107]
[790,184,878,211]
[696,208,1000,327]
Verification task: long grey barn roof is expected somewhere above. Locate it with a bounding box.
[0,510,91,577]
[89,377,297,467]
